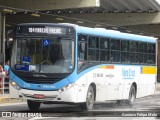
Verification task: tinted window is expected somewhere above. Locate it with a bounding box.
[89,37,99,48]
[110,39,120,50]
[100,38,110,49]
[121,40,129,51]
[130,41,138,52]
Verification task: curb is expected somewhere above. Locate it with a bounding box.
[0,94,10,103]
[0,94,24,104]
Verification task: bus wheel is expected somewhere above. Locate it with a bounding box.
[128,85,136,106]
[80,86,95,111]
[27,100,41,111]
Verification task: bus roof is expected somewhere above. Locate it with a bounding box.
[76,26,156,43]
[60,23,156,43]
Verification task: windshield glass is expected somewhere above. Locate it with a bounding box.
[11,37,74,73]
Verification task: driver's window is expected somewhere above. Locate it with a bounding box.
[78,35,88,72]
[78,35,87,61]
[78,42,87,61]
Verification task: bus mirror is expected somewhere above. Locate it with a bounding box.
[81,43,85,52]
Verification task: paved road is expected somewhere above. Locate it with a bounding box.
[0,92,160,120]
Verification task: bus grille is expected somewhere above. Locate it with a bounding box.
[19,77,60,84]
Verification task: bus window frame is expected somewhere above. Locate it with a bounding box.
[77,34,156,74]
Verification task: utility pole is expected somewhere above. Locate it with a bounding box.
[0,13,3,65]
[2,12,5,66]
[0,12,5,66]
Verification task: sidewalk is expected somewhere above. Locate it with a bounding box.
[0,94,24,104]
[1,83,160,104]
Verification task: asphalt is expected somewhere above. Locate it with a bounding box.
[0,83,160,104]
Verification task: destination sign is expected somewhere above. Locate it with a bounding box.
[16,26,67,35]
[28,27,64,34]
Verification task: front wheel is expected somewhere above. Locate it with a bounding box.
[79,86,95,111]
[27,100,41,111]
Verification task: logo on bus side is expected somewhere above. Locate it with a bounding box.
[122,68,135,79]
[93,73,104,78]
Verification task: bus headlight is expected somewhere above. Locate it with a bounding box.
[58,83,74,93]
[10,81,21,90]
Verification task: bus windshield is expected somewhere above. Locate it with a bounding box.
[11,37,74,73]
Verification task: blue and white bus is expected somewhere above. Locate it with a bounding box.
[10,23,157,110]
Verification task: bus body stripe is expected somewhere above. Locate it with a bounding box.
[99,65,114,69]
[141,66,156,74]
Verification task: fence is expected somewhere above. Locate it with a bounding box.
[0,76,9,95]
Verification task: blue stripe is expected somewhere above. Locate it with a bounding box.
[9,70,70,90]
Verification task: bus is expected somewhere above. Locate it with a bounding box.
[9,23,157,111]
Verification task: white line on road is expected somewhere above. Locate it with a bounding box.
[28,117,57,120]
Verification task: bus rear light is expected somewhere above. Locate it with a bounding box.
[34,94,45,99]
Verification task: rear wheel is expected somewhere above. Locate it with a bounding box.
[27,100,41,111]
[116,85,136,106]
[80,86,95,111]
[127,85,136,106]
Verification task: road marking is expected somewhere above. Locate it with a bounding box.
[29,117,57,120]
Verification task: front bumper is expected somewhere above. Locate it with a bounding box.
[10,85,76,103]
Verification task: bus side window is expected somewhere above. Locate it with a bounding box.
[110,39,120,62]
[139,42,147,64]
[130,41,138,52]
[110,39,120,50]
[121,40,129,63]
[88,36,99,61]
[148,43,155,53]
[130,41,139,64]
[147,55,155,64]
[89,37,99,49]
[100,38,110,62]
[110,51,120,62]
[147,43,155,64]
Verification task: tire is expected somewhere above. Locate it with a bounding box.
[80,86,95,111]
[127,85,136,106]
[116,85,136,106]
[27,100,41,111]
